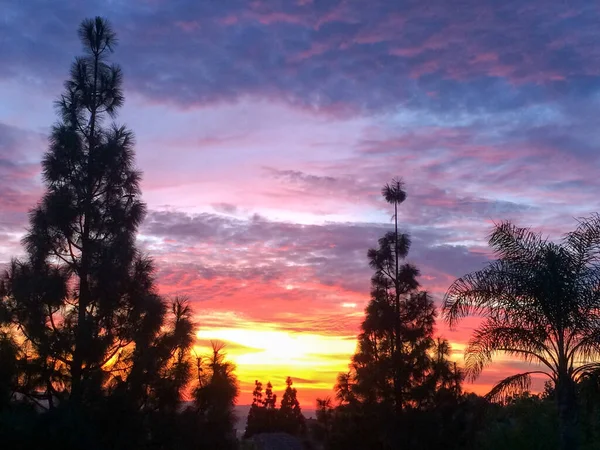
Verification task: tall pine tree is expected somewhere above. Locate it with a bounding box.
[349,179,461,410]
[279,377,305,436]
[0,17,194,447]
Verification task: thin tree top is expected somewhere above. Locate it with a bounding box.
[78,17,118,57]
[382,178,407,205]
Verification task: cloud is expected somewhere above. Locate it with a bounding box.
[3,0,600,114]
[3,0,600,400]
[142,210,493,308]
[0,123,45,253]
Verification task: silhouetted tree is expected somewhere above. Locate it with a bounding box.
[181,341,239,449]
[245,378,307,440]
[333,372,356,406]
[443,216,600,450]
[245,380,268,438]
[279,377,306,436]
[0,17,195,449]
[349,180,460,412]
[320,180,463,449]
[313,397,334,442]
[381,178,408,413]
[264,380,277,409]
[252,380,263,405]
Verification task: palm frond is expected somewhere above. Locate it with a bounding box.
[442,259,527,327]
[563,213,600,271]
[381,178,406,205]
[568,328,600,366]
[489,221,545,263]
[573,363,600,378]
[464,319,555,380]
[485,371,551,404]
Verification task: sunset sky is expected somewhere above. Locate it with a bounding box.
[2,0,600,408]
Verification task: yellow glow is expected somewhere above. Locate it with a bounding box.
[196,328,354,366]
[194,324,356,404]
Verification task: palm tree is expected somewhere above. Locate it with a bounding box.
[442,215,600,450]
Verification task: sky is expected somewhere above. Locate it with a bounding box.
[2,0,600,408]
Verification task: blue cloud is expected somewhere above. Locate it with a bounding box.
[2,0,600,114]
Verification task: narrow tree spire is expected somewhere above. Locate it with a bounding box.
[382,178,407,413]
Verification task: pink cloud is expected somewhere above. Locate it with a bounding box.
[218,14,239,25]
[175,20,200,32]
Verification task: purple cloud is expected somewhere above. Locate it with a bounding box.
[2,0,600,113]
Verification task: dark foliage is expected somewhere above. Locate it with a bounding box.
[443,216,600,450]
[0,17,239,450]
[244,377,306,440]
[312,180,464,449]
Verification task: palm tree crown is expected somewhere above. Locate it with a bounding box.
[381,178,407,206]
[443,215,600,450]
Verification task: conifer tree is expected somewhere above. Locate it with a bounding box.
[245,380,265,438]
[264,381,277,409]
[0,18,194,447]
[186,342,239,450]
[348,180,461,411]
[245,379,280,438]
[279,376,305,435]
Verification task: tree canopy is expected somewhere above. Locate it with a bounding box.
[443,216,600,450]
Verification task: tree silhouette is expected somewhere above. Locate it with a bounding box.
[314,396,334,442]
[348,179,460,412]
[381,178,408,408]
[333,372,355,406]
[279,377,306,436]
[318,180,464,449]
[245,377,307,440]
[443,216,600,450]
[185,341,239,449]
[0,17,195,449]
[245,380,261,439]
[252,380,263,406]
[245,379,280,438]
[264,380,277,409]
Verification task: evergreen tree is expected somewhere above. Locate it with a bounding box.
[264,380,277,409]
[349,179,460,411]
[323,180,463,449]
[252,380,264,406]
[279,377,306,436]
[0,17,194,448]
[245,379,279,438]
[245,380,265,438]
[183,342,239,450]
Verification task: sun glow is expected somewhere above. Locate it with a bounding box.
[194,325,356,404]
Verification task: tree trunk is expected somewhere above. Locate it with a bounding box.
[557,376,578,450]
[71,49,99,403]
[393,200,403,415]
[71,256,89,402]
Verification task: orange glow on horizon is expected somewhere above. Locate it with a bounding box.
[190,317,538,410]
[193,322,357,408]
